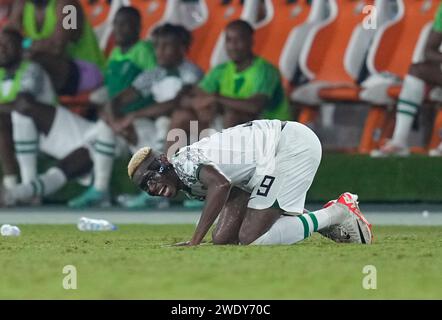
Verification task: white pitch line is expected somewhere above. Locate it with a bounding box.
[0,208,442,225]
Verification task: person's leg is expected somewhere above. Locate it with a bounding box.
[92,120,117,192]
[11,112,39,184]
[0,114,18,188]
[11,95,57,186]
[68,120,116,208]
[2,148,92,206]
[239,204,355,246]
[211,187,249,245]
[379,62,442,154]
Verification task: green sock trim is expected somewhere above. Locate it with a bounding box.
[308,213,319,232]
[397,110,416,117]
[15,149,38,154]
[95,140,116,149]
[94,147,115,157]
[14,140,39,145]
[297,215,310,239]
[398,99,420,109]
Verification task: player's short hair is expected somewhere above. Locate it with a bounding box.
[128,147,152,179]
[226,19,254,37]
[152,23,193,50]
[115,6,141,25]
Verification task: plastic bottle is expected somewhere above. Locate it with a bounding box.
[1,224,21,236]
[77,217,117,231]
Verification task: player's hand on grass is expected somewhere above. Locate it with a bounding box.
[173,240,203,246]
[173,241,192,246]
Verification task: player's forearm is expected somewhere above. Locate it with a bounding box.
[190,184,231,245]
[0,103,16,113]
[216,95,264,115]
[108,88,141,117]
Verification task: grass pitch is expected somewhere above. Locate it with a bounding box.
[0,225,441,299]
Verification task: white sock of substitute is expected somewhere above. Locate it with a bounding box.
[9,167,67,202]
[12,113,39,183]
[93,121,116,192]
[392,75,425,146]
[251,206,343,245]
[2,175,18,189]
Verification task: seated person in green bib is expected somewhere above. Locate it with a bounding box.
[6,0,105,96]
[166,19,291,153]
[68,23,204,209]
[0,29,97,207]
[88,6,156,115]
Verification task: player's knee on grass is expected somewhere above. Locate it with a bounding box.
[212,227,238,245]
[238,208,282,245]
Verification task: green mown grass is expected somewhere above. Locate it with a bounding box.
[0,225,441,299]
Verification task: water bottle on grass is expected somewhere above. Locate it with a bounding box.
[77,217,117,231]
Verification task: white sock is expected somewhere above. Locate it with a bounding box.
[2,175,18,189]
[392,75,425,146]
[9,167,67,201]
[251,206,342,246]
[93,121,116,192]
[12,113,39,183]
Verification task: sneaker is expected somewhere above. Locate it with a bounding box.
[429,143,442,157]
[116,192,170,209]
[370,140,409,158]
[320,192,373,244]
[68,187,111,208]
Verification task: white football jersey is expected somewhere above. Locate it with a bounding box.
[1,62,56,106]
[170,119,283,198]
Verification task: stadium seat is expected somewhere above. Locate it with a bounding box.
[360,0,439,153]
[254,0,312,68]
[80,0,112,32]
[292,0,383,125]
[278,0,329,85]
[187,0,245,71]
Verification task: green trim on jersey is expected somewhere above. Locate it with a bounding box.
[105,41,157,114]
[23,0,106,70]
[199,57,291,120]
[0,61,30,104]
[433,3,442,33]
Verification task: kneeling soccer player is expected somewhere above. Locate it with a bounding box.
[127,120,373,246]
